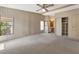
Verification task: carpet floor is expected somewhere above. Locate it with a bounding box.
[0,33,79,54]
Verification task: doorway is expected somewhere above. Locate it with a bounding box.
[62,17,68,36]
[48,20,55,33]
[44,16,56,33]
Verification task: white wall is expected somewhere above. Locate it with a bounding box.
[55,17,62,36]
[44,16,49,33]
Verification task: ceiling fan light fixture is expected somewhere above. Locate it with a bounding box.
[42,9,46,12]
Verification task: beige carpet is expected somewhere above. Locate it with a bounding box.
[0,33,79,54]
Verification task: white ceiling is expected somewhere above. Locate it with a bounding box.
[43,4,79,16]
[0,4,41,13]
[0,4,79,16]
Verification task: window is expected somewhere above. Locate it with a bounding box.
[40,21,44,31]
[0,17,14,36]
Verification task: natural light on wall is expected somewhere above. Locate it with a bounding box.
[0,43,5,50]
[40,21,44,31]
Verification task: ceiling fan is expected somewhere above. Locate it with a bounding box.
[36,4,54,12]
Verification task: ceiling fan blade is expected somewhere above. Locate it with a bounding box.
[47,4,54,7]
[36,8,42,11]
[36,4,49,12]
[37,4,43,8]
[44,8,48,12]
[43,4,54,8]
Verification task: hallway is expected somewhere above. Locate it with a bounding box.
[0,33,79,54]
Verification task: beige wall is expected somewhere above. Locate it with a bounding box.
[0,6,44,41]
[55,8,79,39]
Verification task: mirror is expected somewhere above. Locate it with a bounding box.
[0,17,14,36]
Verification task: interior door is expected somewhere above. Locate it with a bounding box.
[62,17,68,36]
